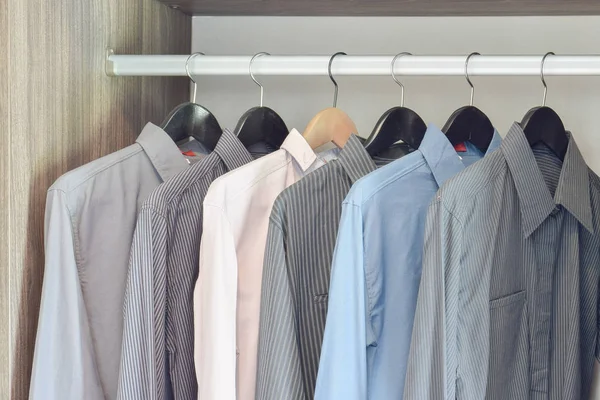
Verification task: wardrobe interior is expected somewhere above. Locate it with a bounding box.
[3,0,600,398]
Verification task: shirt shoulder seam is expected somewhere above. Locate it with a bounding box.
[362,159,427,204]
[51,146,144,193]
[203,202,236,234]
[145,156,220,213]
[139,203,168,219]
[205,158,293,206]
[437,158,504,223]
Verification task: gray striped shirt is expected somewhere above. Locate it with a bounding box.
[256,135,377,400]
[404,122,600,400]
[117,130,253,400]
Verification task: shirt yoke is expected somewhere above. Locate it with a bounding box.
[203,152,290,209]
[48,144,142,193]
[345,152,429,208]
[269,161,345,224]
[435,149,506,224]
[141,152,222,213]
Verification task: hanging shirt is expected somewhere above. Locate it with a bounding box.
[194,128,338,400]
[314,125,501,400]
[256,134,377,400]
[404,123,600,400]
[117,130,253,400]
[30,123,192,400]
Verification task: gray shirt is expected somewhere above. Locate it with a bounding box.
[256,135,377,400]
[117,130,254,400]
[404,123,600,400]
[30,123,192,400]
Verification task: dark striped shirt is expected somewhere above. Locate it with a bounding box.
[117,130,253,400]
[404,123,600,400]
[256,135,377,400]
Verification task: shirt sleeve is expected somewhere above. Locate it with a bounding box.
[314,202,369,400]
[402,198,463,400]
[30,189,104,400]
[117,208,168,400]
[255,218,305,400]
[195,204,238,400]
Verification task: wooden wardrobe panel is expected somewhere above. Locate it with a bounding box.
[5,0,190,397]
[158,0,600,16]
[0,0,11,395]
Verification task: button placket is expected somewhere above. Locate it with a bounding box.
[529,212,562,395]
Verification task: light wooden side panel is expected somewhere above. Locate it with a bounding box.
[0,0,11,396]
[6,0,190,398]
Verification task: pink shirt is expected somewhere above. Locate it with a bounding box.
[195,129,338,400]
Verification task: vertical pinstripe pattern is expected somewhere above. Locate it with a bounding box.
[256,135,377,400]
[404,123,600,400]
[118,130,253,400]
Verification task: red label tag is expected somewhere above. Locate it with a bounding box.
[181,150,196,157]
[453,143,467,152]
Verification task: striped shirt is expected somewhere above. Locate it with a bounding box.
[404,123,600,400]
[117,130,253,400]
[256,134,377,400]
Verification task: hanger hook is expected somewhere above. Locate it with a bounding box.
[185,52,205,104]
[391,52,412,107]
[249,52,270,107]
[328,52,347,108]
[541,52,555,107]
[464,52,480,106]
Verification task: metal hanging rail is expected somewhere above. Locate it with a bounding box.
[105,50,600,77]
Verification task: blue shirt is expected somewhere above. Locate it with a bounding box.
[314,125,501,400]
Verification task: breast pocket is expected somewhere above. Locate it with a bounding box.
[487,291,529,399]
[313,293,328,304]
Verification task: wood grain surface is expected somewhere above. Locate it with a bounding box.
[159,0,600,16]
[2,0,190,398]
[1,0,11,396]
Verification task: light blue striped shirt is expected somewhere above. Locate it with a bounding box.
[314,125,501,400]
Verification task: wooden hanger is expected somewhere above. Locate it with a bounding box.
[302,52,355,149]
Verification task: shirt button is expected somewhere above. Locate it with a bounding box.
[551,207,560,217]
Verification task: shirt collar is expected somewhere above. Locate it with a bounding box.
[213,129,254,171]
[136,122,189,182]
[419,124,502,187]
[280,128,320,172]
[502,122,593,237]
[487,129,503,155]
[419,125,462,187]
[338,134,377,184]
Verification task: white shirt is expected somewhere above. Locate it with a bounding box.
[194,129,338,400]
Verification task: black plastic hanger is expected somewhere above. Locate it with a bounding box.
[235,52,288,150]
[521,52,568,160]
[364,52,427,159]
[442,52,495,154]
[161,52,222,151]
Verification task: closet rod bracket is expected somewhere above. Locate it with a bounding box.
[106,47,116,77]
